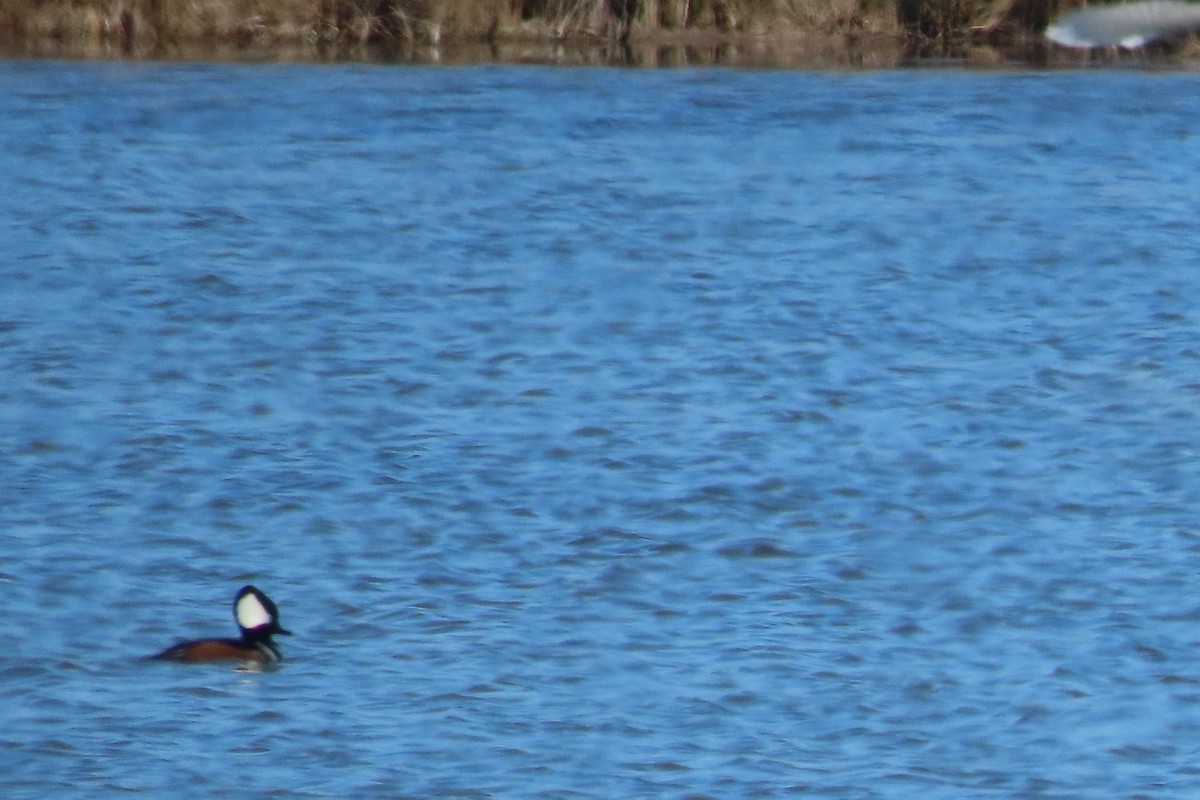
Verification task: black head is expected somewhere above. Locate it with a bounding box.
[233,585,292,639]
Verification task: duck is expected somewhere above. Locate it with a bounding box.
[150,585,291,665]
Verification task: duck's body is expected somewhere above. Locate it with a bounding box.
[151,585,291,665]
[153,636,284,664]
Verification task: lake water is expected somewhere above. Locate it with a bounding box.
[3,59,1200,798]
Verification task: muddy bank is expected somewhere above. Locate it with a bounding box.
[0,0,1073,64]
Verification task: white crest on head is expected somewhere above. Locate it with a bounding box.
[236,590,273,630]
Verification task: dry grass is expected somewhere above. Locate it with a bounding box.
[0,0,1060,57]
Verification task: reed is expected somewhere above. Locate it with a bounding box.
[0,0,1066,56]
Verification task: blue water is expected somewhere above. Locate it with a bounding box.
[3,60,1200,798]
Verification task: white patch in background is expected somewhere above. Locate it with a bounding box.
[1046,0,1200,48]
[236,591,272,629]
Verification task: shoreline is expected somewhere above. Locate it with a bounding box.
[0,0,1069,67]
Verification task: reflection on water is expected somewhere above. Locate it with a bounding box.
[0,31,1070,70]
[3,61,1200,799]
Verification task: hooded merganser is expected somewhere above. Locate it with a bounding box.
[150,585,291,665]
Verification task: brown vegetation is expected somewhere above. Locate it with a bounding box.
[0,0,1064,60]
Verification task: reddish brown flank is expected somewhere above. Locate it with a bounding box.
[154,638,274,663]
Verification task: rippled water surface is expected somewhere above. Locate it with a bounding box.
[4,60,1200,798]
